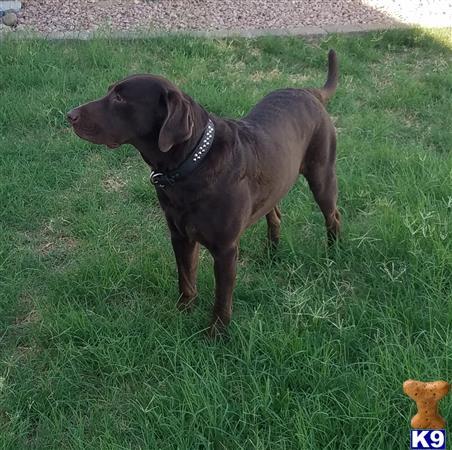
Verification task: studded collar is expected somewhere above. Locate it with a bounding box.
[150,118,215,188]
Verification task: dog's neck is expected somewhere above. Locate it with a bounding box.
[131,101,210,173]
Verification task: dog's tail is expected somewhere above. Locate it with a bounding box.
[316,49,338,104]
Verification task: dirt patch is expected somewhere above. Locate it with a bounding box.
[34,219,78,256]
[38,236,77,255]
[14,291,42,327]
[103,175,127,192]
[250,68,282,82]
[20,218,78,258]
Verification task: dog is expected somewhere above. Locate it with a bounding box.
[68,49,340,337]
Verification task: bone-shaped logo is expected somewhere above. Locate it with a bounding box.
[404,379,450,429]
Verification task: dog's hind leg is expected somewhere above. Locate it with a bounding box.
[266,206,282,248]
[303,134,340,245]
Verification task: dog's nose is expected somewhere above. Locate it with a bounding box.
[67,109,80,124]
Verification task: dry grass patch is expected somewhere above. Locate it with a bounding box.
[102,174,127,192]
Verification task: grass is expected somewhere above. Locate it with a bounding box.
[0,28,451,449]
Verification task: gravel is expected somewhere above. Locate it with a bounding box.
[6,0,452,34]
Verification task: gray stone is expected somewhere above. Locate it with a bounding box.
[0,23,418,40]
[358,22,410,32]
[2,11,17,27]
[322,24,364,34]
[290,26,328,37]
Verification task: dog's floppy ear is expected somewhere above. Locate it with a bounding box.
[158,89,194,153]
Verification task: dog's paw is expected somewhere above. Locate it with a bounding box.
[205,321,230,341]
[176,296,196,313]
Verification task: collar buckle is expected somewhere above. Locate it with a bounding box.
[150,171,165,187]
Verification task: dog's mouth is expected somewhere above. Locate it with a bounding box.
[72,124,121,149]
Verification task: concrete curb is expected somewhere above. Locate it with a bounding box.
[0,21,426,40]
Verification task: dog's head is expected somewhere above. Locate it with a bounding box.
[67,75,194,152]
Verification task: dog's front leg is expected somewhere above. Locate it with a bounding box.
[170,234,200,312]
[208,244,238,338]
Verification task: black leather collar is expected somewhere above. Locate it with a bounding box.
[150,118,215,188]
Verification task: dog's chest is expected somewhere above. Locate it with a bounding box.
[158,193,202,237]
[171,211,204,242]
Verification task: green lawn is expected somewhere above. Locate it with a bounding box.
[0,28,451,449]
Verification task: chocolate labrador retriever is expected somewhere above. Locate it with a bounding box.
[68,49,340,337]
